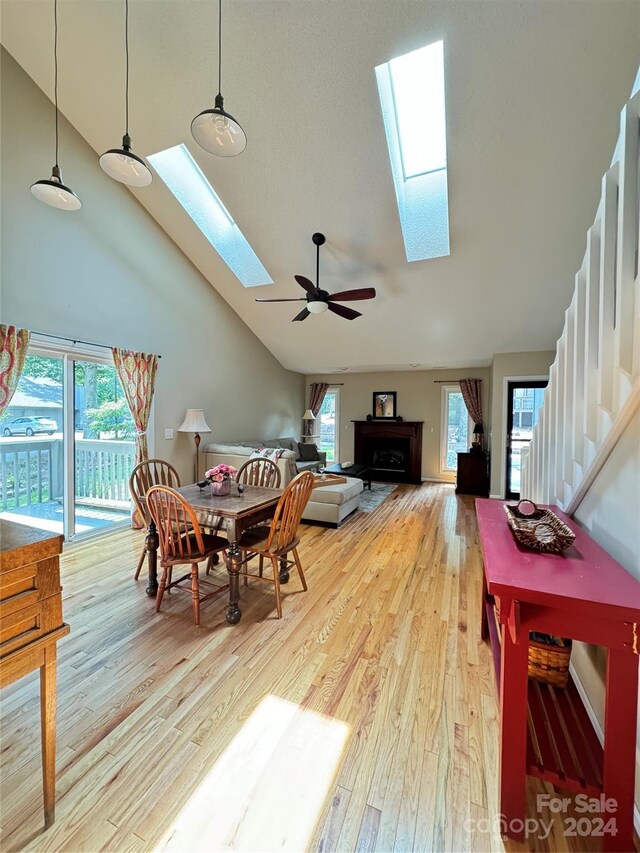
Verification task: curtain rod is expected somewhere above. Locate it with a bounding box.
[30,330,161,358]
[433,379,468,383]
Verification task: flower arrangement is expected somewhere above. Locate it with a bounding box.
[205,463,237,484]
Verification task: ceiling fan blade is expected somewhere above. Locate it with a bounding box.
[327,288,376,302]
[292,308,311,322]
[294,275,318,296]
[328,303,362,321]
[255,298,307,303]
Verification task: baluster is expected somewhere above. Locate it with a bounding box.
[1,450,7,511]
[584,224,601,452]
[13,452,20,508]
[573,270,587,469]
[26,450,32,506]
[555,343,566,506]
[37,448,43,503]
[563,303,575,493]
[597,167,618,417]
[614,97,639,380]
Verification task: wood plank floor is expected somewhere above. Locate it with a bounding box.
[0,484,603,852]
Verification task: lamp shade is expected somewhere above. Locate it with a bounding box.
[100,135,152,187]
[302,409,316,421]
[307,300,329,315]
[473,423,484,435]
[191,95,247,157]
[31,166,81,211]
[178,409,211,433]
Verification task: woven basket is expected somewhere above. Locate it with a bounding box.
[528,633,572,687]
[504,500,576,554]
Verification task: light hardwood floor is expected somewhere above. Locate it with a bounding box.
[1,484,602,852]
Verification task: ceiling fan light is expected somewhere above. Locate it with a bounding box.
[100,134,152,186]
[191,95,247,156]
[30,166,81,211]
[308,300,329,315]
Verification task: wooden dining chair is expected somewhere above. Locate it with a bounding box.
[129,458,181,580]
[236,457,282,489]
[146,485,229,627]
[236,471,314,619]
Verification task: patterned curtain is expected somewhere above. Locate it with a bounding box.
[112,348,158,526]
[459,378,483,443]
[0,325,30,416]
[304,382,329,438]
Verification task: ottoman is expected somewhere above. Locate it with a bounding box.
[301,476,364,527]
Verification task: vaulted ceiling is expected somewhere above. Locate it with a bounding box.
[2,0,638,373]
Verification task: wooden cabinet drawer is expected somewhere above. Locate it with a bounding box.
[0,592,63,657]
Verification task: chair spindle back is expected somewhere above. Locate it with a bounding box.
[146,486,205,562]
[129,459,181,525]
[236,457,282,489]
[266,471,314,552]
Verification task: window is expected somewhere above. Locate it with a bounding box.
[441,385,472,471]
[0,345,139,541]
[318,388,340,464]
[148,144,273,288]
[375,41,450,262]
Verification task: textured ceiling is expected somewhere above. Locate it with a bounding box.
[2,0,638,373]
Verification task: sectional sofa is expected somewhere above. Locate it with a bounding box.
[201,436,326,485]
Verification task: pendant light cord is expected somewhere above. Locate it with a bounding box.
[125,0,129,135]
[218,0,222,96]
[54,0,59,166]
[316,242,320,288]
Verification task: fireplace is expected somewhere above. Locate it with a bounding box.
[353,420,423,484]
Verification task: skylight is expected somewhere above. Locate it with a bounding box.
[376,41,450,262]
[148,144,272,288]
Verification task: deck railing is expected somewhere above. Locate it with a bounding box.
[0,436,135,512]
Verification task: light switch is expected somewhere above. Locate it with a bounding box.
[165,428,174,440]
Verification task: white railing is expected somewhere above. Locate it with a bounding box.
[75,438,136,506]
[522,77,640,512]
[0,436,135,512]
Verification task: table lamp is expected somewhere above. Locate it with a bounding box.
[179,409,211,481]
[302,408,317,443]
[471,422,484,452]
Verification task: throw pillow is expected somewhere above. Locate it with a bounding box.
[298,442,319,461]
[250,448,283,463]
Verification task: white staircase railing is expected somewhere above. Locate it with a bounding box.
[522,77,640,513]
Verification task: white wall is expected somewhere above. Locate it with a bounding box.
[305,368,491,482]
[572,408,640,806]
[0,49,304,483]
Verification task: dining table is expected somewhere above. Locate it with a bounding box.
[143,482,282,624]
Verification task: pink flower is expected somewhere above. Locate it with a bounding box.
[205,463,238,484]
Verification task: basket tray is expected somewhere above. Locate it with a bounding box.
[504,501,576,554]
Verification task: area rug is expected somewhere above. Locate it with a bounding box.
[358,483,398,513]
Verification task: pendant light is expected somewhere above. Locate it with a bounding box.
[30,0,82,211]
[99,0,152,186]
[191,0,247,157]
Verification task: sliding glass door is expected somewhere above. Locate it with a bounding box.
[0,345,137,540]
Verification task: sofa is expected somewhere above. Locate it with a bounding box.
[201,436,326,486]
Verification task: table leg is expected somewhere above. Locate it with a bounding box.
[481,570,489,640]
[498,609,528,842]
[145,520,159,597]
[40,645,57,828]
[601,647,638,852]
[224,519,242,624]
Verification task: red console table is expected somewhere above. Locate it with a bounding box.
[476,498,640,852]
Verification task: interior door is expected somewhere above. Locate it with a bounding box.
[506,381,547,499]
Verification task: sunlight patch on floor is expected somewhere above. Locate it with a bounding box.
[155,695,350,852]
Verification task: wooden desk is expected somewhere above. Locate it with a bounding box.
[476,499,640,852]
[0,521,70,828]
[145,484,281,624]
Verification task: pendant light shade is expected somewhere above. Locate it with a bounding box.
[31,0,81,211]
[191,0,246,157]
[191,94,246,156]
[100,0,152,186]
[31,165,82,211]
[100,134,152,186]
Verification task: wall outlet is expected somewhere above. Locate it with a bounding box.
[164,428,174,440]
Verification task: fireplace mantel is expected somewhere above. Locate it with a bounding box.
[352,420,423,484]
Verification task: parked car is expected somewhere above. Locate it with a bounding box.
[2,416,58,436]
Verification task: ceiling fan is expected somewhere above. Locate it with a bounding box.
[255,232,376,321]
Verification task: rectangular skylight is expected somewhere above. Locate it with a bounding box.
[376,41,450,262]
[389,42,446,179]
[148,144,272,287]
